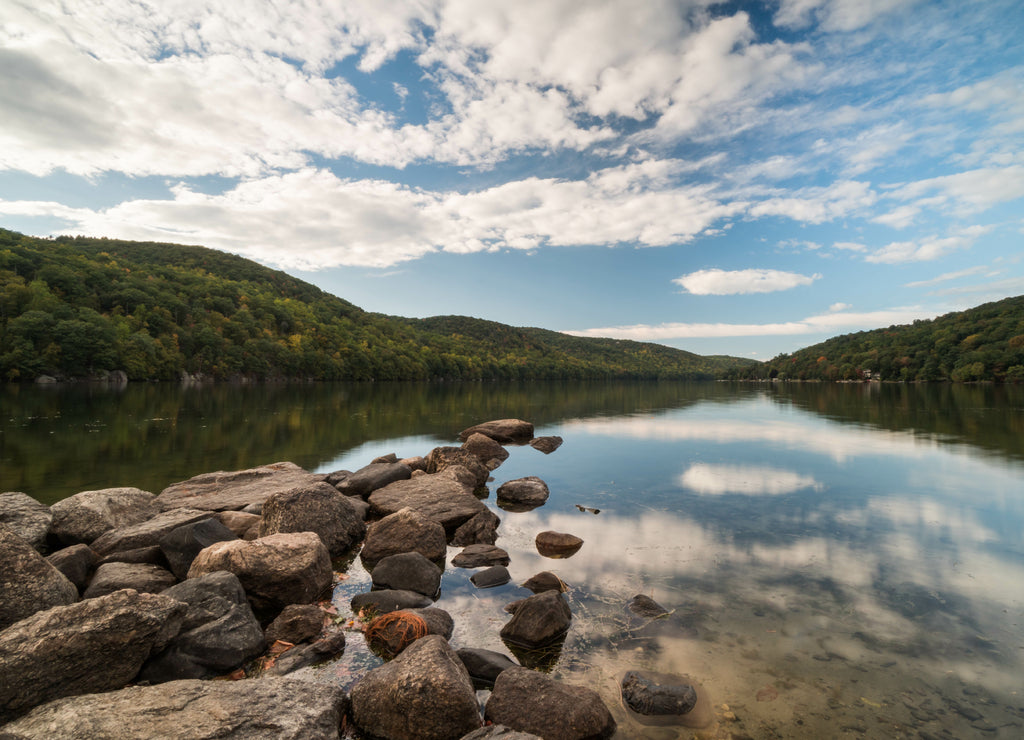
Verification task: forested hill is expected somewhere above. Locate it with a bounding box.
[0,228,753,381]
[727,295,1024,382]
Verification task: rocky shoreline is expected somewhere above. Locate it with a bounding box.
[1,418,704,739]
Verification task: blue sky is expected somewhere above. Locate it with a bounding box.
[1,0,1022,358]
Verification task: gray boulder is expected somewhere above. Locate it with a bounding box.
[368,472,487,533]
[258,482,365,556]
[156,462,323,512]
[484,667,616,740]
[360,507,447,568]
[456,648,519,688]
[264,604,324,645]
[187,532,332,615]
[49,487,159,546]
[46,544,99,592]
[371,551,443,598]
[159,518,239,580]
[458,419,535,444]
[138,571,265,683]
[452,544,510,568]
[90,508,214,556]
[496,477,549,511]
[500,590,572,649]
[620,670,698,717]
[1,676,348,739]
[425,447,489,488]
[0,589,186,723]
[83,561,177,599]
[350,634,482,740]
[334,462,412,498]
[0,492,51,552]
[0,523,78,631]
[451,509,501,547]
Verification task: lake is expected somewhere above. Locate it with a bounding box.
[3,380,1024,738]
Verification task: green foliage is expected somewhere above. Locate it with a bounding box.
[0,228,753,382]
[727,295,1024,383]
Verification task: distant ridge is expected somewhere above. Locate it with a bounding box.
[0,228,753,381]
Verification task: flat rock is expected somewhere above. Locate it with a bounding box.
[49,487,159,546]
[0,523,78,631]
[90,508,214,556]
[334,462,412,498]
[83,561,177,599]
[258,482,365,556]
[0,589,186,723]
[350,634,482,740]
[484,667,616,740]
[452,544,510,568]
[0,492,52,552]
[471,565,511,589]
[156,462,322,512]
[458,419,535,444]
[1,677,348,739]
[360,507,447,568]
[369,472,487,532]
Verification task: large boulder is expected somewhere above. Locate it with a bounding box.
[499,590,572,649]
[456,648,519,689]
[350,634,482,740]
[461,433,510,468]
[0,492,51,552]
[48,487,159,546]
[138,571,265,683]
[368,472,488,533]
[187,532,332,615]
[458,419,535,444]
[46,544,99,592]
[159,517,240,580]
[484,667,616,740]
[258,482,365,556]
[360,507,447,568]
[156,462,323,512]
[90,508,214,556]
[334,462,412,498]
[1,677,349,739]
[425,447,490,488]
[371,552,443,598]
[0,523,78,631]
[451,509,501,546]
[0,589,186,723]
[496,477,549,511]
[83,561,177,599]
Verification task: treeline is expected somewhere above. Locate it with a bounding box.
[727,295,1024,382]
[0,229,749,382]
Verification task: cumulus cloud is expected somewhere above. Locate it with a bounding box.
[673,268,820,295]
[866,225,993,264]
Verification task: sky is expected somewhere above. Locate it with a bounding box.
[1,0,1023,359]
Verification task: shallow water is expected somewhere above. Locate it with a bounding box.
[4,381,1024,737]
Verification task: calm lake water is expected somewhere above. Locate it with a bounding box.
[3,381,1024,738]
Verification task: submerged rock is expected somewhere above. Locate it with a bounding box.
[621,671,697,715]
[628,594,670,618]
[484,667,616,740]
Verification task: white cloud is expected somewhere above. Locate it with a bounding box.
[866,225,993,264]
[746,180,877,224]
[680,463,823,496]
[886,166,1024,218]
[673,268,820,295]
[774,0,919,32]
[832,241,867,252]
[903,266,992,288]
[828,302,852,311]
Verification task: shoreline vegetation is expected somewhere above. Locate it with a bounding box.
[1,228,1021,384]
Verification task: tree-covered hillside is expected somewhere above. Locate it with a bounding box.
[0,229,752,381]
[728,296,1024,382]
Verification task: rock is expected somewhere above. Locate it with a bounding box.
[500,590,572,649]
[461,433,510,466]
[485,667,616,740]
[258,482,366,556]
[409,607,454,640]
[535,531,583,558]
[496,477,550,511]
[373,453,399,464]
[350,634,482,740]
[215,510,262,538]
[529,436,563,454]
[0,589,186,722]
[460,726,542,740]
[48,487,159,546]
[159,517,239,580]
[0,523,78,630]
[139,571,265,683]
[352,589,433,616]
[471,565,511,588]
[347,496,371,520]
[264,604,325,645]
[458,419,535,444]
[425,447,490,488]
[522,571,568,594]
[451,509,501,546]
[628,594,670,618]
[0,492,51,552]
[187,532,332,615]
[369,472,488,532]
[156,462,323,512]
[452,543,510,568]
[334,462,412,499]
[372,552,443,598]
[1,676,348,739]
[620,671,697,716]
[323,469,352,486]
[46,544,99,592]
[90,508,214,556]
[262,628,347,676]
[83,561,177,599]
[98,544,169,566]
[457,648,519,688]
[400,455,428,472]
[360,507,447,568]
